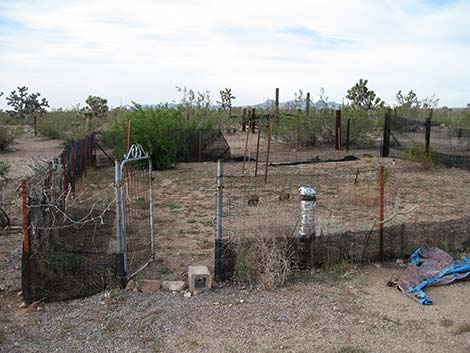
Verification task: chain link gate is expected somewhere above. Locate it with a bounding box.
[115,144,155,285]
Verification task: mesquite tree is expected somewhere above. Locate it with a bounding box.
[6,86,49,135]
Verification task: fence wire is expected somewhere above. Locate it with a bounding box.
[22,134,116,303]
[123,163,153,277]
[222,156,470,268]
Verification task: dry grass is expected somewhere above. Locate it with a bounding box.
[232,222,298,289]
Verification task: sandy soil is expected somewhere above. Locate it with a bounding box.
[1,130,470,353]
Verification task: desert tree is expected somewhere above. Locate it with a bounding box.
[176,86,212,124]
[6,86,49,135]
[218,88,236,114]
[346,79,385,110]
[81,95,109,133]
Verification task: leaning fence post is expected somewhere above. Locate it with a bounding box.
[425,110,432,156]
[298,187,316,269]
[254,122,262,177]
[264,122,272,184]
[242,123,251,174]
[382,109,391,157]
[214,159,224,281]
[115,160,125,287]
[21,180,32,304]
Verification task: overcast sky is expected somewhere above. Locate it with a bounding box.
[0,0,468,109]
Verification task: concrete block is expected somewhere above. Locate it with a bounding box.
[188,266,211,292]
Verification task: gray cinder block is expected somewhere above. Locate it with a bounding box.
[188,266,212,292]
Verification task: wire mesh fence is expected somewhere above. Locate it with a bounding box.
[115,144,154,282]
[22,134,116,303]
[221,155,470,286]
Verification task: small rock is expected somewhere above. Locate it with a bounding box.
[396,259,404,265]
[139,280,161,293]
[125,279,136,291]
[17,291,22,297]
[183,292,192,298]
[30,301,40,310]
[161,281,186,292]
[239,299,244,304]
[19,302,27,309]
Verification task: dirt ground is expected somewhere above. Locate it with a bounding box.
[1,130,470,353]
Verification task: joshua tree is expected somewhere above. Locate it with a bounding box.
[218,88,236,117]
[6,86,49,135]
[346,79,385,110]
[81,96,108,133]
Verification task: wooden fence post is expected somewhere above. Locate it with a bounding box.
[242,124,251,174]
[306,92,311,118]
[379,165,385,263]
[254,123,262,177]
[264,122,272,184]
[335,110,341,151]
[382,109,391,157]
[425,109,432,156]
[346,118,351,152]
[275,88,280,127]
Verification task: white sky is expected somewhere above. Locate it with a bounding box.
[0,0,469,109]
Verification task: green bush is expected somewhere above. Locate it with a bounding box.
[37,111,85,142]
[108,104,216,170]
[0,127,14,151]
[402,144,436,168]
[0,160,10,177]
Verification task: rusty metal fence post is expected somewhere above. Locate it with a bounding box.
[21,180,32,304]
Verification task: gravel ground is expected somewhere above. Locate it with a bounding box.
[1,265,470,353]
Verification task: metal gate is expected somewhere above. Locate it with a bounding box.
[115,144,154,285]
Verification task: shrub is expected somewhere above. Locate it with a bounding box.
[402,144,436,168]
[233,223,297,289]
[0,160,9,177]
[37,111,85,142]
[0,127,14,151]
[108,104,217,170]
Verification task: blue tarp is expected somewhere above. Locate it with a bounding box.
[397,247,470,305]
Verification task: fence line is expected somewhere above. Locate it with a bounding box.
[21,133,116,303]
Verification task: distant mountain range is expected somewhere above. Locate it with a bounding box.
[153,99,341,110]
[246,99,341,110]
